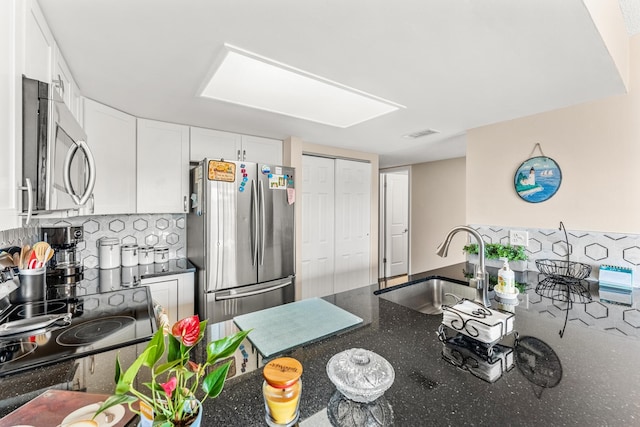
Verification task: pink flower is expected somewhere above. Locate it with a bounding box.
[161,377,177,398]
[172,315,200,347]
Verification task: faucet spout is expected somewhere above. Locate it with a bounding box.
[436,225,490,308]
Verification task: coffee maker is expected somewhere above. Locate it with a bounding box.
[41,226,84,281]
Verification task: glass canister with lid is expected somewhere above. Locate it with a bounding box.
[262,357,303,427]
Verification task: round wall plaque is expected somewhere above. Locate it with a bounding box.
[514,156,562,203]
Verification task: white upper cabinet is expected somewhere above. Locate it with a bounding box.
[24,0,54,84]
[24,1,81,121]
[137,119,190,213]
[190,127,283,165]
[240,134,283,165]
[83,98,136,215]
[0,0,22,231]
[190,127,241,162]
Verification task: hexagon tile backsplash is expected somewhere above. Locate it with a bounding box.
[39,214,186,269]
[470,224,640,287]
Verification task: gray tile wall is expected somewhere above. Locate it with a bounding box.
[0,214,187,268]
[472,224,640,339]
[37,214,187,268]
[470,224,640,286]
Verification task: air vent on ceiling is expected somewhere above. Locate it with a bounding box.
[403,129,439,139]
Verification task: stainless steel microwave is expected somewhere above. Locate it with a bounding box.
[21,76,96,221]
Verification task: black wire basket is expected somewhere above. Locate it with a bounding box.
[535,259,592,281]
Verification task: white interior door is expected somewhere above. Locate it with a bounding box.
[300,156,335,299]
[334,159,371,293]
[385,171,409,277]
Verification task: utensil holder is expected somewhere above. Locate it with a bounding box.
[12,267,46,303]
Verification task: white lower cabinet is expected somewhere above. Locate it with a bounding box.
[77,344,143,393]
[137,119,190,214]
[141,272,195,326]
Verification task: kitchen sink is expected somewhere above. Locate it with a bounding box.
[375,277,476,315]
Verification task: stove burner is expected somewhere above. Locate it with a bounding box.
[0,341,37,364]
[16,301,67,318]
[56,316,135,347]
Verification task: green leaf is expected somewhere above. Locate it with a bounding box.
[94,394,136,419]
[206,329,251,363]
[153,358,182,376]
[119,344,156,392]
[167,333,181,363]
[144,329,166,368]
[198,319,208,342]
[114,353,123,384]
[202,361,231,398]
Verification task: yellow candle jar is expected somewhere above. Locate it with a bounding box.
[263,357,303,426]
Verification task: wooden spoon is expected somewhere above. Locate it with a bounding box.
[32,242,51,267]
[19,244,30,269]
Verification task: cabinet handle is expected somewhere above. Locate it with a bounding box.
[184,195,188,212]
[237,149,241,161]
[18,178,33,225]
[242,149,246,161]
[90,355,95,374]
[53,74,65,95]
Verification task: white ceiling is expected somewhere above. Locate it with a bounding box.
[38,0,632,168]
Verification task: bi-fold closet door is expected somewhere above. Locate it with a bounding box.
[301,155,371,299]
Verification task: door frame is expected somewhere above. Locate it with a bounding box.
[379,166,411,279]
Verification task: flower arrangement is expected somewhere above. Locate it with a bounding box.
[94,315,250,427]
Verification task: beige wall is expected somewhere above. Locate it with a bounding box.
[467,34,640,234]
[584,0,630,89]
[410,157,467,274]
[283,137,379,299]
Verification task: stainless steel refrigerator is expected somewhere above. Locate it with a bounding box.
[187,159,295,323]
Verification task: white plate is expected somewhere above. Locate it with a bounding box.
[61,403,125,427]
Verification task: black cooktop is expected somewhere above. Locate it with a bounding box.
[0,286,156,377]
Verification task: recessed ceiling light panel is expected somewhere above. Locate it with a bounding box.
[199,44,405,128]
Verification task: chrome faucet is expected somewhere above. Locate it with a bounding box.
[436,225,491,308]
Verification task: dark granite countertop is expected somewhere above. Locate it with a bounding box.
[2,263,640,426]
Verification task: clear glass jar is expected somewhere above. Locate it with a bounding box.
[262,357,303,426]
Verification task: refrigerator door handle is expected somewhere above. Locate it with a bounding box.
[251,179,258,266]
[214,280,292,301]
[259,178,266,266]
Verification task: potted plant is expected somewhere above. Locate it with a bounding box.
[463,243,528,271]
[94,315,250,427]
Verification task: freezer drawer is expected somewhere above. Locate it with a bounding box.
[201,277,295,323]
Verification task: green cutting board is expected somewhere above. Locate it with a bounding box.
[233,298,363,358]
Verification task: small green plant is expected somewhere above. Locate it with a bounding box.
[462,243,528,261]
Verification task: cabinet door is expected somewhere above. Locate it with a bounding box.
[142,273,194,326]
[175,273,195,322]
[0,0,21,230]
[241,135,283,165]
[83,98,136,214]
[137,119,189,213]
[52,44,72,107]
[24,0,53,83]
[144,278,179,326]
[190,127,241,162]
